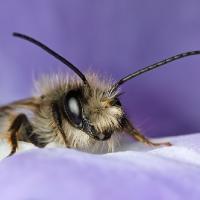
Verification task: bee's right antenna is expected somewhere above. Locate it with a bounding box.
[13,32,90,87]
[110,50,200,94]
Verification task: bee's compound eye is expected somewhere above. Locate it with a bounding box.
[64,91,83,127]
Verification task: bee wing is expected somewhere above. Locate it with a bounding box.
[0,97,40,134]
[0,97,40,113]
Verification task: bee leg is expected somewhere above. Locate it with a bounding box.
[8,114,28,156]
[8,130,18,156]
[130,129,172,147]
[22,118,46,148]
[52,102,70,148]
[124,119,172,147]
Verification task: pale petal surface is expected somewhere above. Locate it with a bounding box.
[0,134,200,200]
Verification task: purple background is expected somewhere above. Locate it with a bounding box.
[1,0,200,137]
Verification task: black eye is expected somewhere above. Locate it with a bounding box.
[63,91,82,127]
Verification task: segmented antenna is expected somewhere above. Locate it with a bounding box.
[13,32,89,86]
[110,51,200,93]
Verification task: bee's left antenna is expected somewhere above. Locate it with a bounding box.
[13,32,89,87]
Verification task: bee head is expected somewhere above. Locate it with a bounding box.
[62,75,124,141]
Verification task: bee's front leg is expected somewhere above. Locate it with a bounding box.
[52,102,70,148]
[129,129,172,147]
[124,118,172,147]
[8,114,33,156]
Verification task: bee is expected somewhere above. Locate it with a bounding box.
[1,32,199,156]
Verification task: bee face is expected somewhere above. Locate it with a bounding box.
[62,75,124,141]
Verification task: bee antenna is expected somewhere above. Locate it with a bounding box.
[13,32,89,87]
[110,50,200,93]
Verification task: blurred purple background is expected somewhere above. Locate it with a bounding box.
[0,0,200,137]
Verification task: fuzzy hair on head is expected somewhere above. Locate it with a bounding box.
[32,72,123,153]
